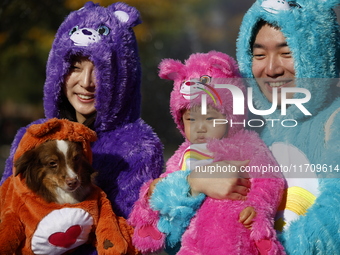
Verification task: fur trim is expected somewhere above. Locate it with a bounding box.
[128,181,165,254]
[150,170,205,248]
[13,118,96,166]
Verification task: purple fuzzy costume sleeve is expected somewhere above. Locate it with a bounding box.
[91,119,164,219]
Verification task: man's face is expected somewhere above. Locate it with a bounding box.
[252,24,296,105]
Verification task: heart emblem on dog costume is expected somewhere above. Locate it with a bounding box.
[31,208,93,255]
[48,225,82,248]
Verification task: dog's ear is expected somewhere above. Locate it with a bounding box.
[14,149,37,177]
[80,153,97,185]
[82,156,96,175]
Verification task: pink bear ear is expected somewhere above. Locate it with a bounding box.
[208,51,240,78]
[158,59,185,81]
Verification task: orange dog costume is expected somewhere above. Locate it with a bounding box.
[0,118,139,255]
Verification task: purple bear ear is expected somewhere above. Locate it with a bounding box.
[74,1,99,12]
[107,2,141,27]
[83,1,98,9]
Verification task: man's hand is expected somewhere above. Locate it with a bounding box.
[187,160,251,200]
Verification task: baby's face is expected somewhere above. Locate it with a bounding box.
[182,106,228,144]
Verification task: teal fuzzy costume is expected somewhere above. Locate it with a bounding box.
[237,0,340,254]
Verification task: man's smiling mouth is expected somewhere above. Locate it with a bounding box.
[265,80,293,88]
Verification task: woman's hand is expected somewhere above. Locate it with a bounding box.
[187,160,251,200]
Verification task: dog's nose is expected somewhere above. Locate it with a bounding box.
[66,178,79,189]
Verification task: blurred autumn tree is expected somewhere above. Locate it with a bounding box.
[0,0,254,169]
[0,0,69,168]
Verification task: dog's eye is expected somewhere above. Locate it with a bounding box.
[73,155,81,162]
[49,161,57,168]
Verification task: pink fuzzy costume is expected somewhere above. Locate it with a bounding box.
[129,51,286,255]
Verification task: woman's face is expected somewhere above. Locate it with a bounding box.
[63,57,97,123]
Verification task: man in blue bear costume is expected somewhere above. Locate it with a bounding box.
[145,0,340,254]
[1,2,163,254]
[237,0,340,253]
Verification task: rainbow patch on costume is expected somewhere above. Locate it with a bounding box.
[179,149,213,171]
[197,83,222,106]
[274,186,316,232]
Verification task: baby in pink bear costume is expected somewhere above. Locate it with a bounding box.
[129,51,286,255]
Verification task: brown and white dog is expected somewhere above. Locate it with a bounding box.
[0,119,138,255]
[14,139,95,204]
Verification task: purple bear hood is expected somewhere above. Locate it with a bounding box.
[44,1,142,132]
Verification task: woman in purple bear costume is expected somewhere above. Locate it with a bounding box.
[1,2,163,254]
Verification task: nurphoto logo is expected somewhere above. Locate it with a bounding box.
[199,84,311,128]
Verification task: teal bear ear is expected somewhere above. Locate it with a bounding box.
[323,0,340,9]
[260,0,340,10]
[295,0,340,9]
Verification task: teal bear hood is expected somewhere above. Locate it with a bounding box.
[236,0,340,120]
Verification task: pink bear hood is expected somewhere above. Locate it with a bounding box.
[159,50,246,138]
